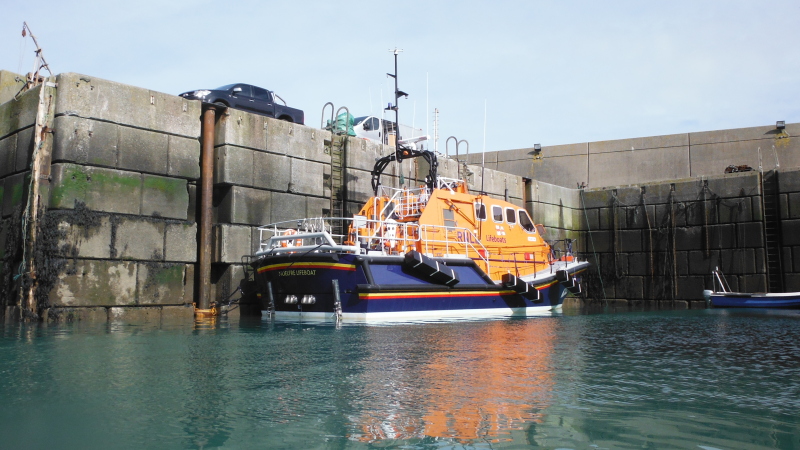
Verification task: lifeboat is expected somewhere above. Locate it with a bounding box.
[248,54,589,322]
[248,173,589,322]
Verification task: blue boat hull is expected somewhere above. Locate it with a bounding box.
[252,253,584,322]
[709,293,800,309]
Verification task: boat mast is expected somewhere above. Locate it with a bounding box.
[386,48,408,161]
[371,51,438,195]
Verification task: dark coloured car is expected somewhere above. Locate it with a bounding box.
[180,83,304,124]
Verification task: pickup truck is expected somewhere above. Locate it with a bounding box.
[180,83,304,124]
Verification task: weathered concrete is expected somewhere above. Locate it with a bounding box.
[0,70,25,105]
[54,73,201,138]
[213,224,252,264]
[475,122,800,190]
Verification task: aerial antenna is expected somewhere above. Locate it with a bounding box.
[481,100,487,195]
[426,73,429,146]
[412,100,416,137]
[380,89,384,155]
[17,22,52,97]
[433,108,439,153]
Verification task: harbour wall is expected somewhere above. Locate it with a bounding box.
[468,113,800,308]
[467,122,799,190]
[1,72,554,323]
[3,70,797,321]
[577,169,800,308]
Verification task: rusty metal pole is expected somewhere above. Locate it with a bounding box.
[196,105,216,317]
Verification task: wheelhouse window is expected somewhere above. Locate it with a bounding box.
[505,207,517,225]
[443,208,458,229]
[475,202,486,221]
[519,209,535,233]
[491,205,503,223]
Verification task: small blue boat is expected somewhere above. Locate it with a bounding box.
[704,267,800,309]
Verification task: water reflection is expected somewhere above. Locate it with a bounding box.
[348,318,559,443]
[2,311,800,449]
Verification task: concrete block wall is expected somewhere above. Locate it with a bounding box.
[200,100,335,312]
[778,170,800,291]
[579,170,769,307]
[1,73,198,322]
[0,70,26,105]
[528,180,583,246]
[468,123,800,190]
[0,81,38,311]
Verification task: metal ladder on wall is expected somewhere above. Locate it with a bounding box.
[329,135,348,230]
[760,169,784,292]
[321,103,351,237]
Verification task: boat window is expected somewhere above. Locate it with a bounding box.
[518,209,535,233]
[505,207,517,225]
[475,202,486,221]
[443,208,458,228]
[492,205,503,223]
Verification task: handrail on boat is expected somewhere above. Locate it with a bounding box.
[376,185,431,220]
[254,216,491,272]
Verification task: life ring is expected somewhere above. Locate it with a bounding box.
[280,229,302,247]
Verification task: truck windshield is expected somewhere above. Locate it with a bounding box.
[353,116,369,126]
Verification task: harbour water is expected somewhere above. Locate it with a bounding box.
[1,309,799,449]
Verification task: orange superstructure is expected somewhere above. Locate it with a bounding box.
[347,178,556,282]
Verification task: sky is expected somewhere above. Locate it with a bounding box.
[2,0,799,153]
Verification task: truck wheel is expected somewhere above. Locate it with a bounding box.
[279,116,293,123]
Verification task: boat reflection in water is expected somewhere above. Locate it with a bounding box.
[346,318,558,443]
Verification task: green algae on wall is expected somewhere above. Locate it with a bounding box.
[143,174,184,201]
[138,262,187,304]
[50,163,143,214]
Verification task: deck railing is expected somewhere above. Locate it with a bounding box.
[255,217,490,271]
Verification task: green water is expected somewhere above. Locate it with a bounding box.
[1,309,799,449]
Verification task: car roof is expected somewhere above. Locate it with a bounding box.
[214,83,271,91]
